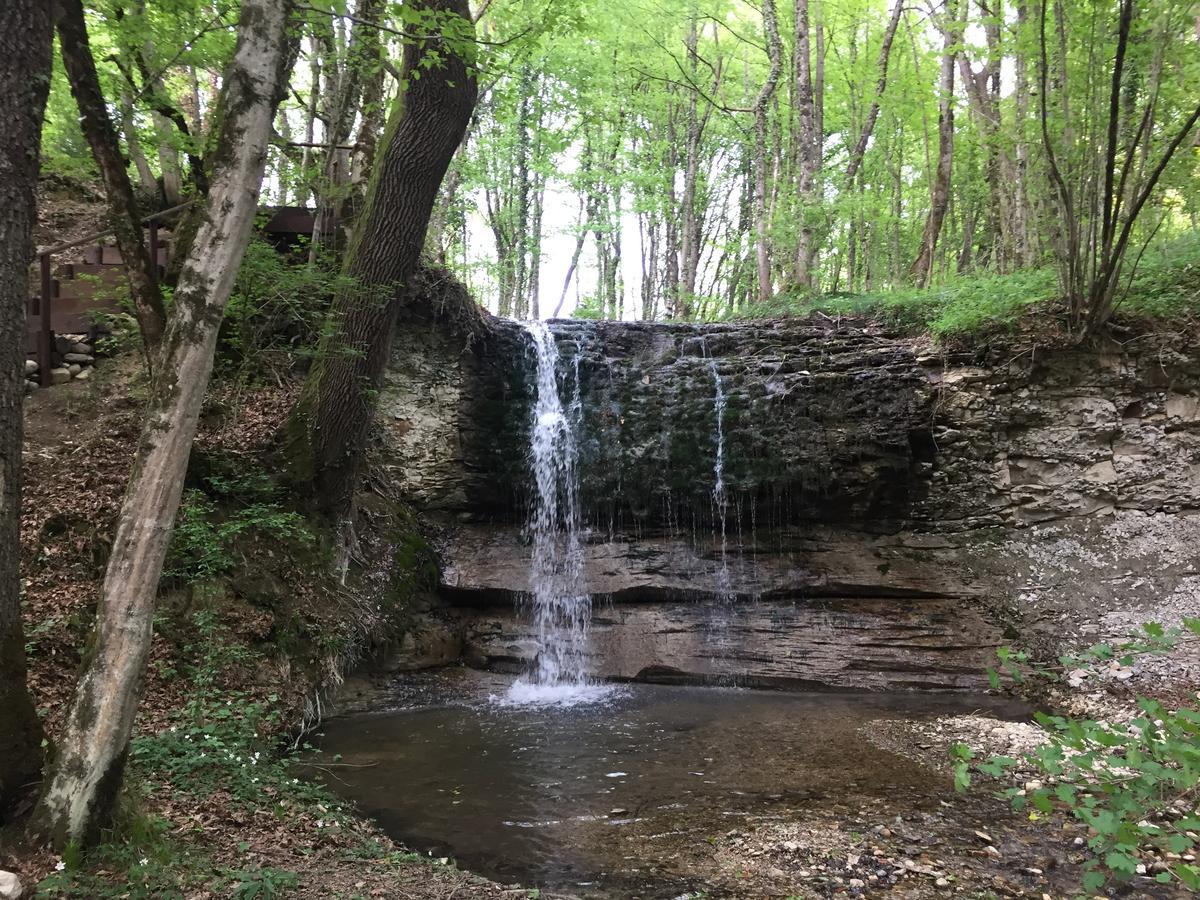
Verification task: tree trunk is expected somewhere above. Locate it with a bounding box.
[28,0,295,848]
[791,0,820,289]
[121,92,158,196]
[58,0,168,359]
[844,0,904,183]
[311,0,382,262]
[0,0,53,817]
[753,0,783,303]
[289,0,478,522]
[912,0,956,287]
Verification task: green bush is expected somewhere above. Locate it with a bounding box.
[165,468,313,585]
[954,620,1200,894]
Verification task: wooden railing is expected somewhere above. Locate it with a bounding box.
[29,200,194,386]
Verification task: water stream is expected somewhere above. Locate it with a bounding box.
[506,322,609,705]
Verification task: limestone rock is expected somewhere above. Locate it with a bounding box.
[0,870,24,900]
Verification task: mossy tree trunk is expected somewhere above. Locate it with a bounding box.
[28,0,295,849]
[57,0,168,360]
[0,0,54,818]
[289,0,478,522]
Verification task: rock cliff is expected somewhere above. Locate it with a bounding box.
[377,303,1200,691]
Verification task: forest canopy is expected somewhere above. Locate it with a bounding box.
[32,0,1200,329]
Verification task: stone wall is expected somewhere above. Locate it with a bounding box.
[378,311,1200,690]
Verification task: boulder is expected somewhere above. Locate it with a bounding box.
[0,870,23,900]
[69,342,92,355]
[67,364,82,377]
[62,352,94,365]
[49,367,70,385]
[23,359,37,376]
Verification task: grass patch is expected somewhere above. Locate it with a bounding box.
[734,232,1200,339]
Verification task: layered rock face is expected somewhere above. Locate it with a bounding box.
[380,308,1200,690]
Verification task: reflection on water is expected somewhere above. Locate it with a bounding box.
[313,674,1024,897]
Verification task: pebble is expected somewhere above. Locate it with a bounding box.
[935,877,950,887]
[984,845,1002,858]
[974,830,993,843]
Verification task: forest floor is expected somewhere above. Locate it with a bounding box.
[1,363,526,900]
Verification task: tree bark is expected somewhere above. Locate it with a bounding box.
[290,0,478,522]
[791,0,820,289]
[912,0,956,287]
[844,0,904,183]
[57,0,168,359]
[0,0,53,818]
[753,0,783,303]
[29,0,294,849]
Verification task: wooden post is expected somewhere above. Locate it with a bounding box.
[148,220,159,282]
[38,252,52,387]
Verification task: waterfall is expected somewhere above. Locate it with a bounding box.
[506,321,611,705]
[708,355,733,601]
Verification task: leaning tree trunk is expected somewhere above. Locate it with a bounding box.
[0,0,54,817]
[58,0,167,359]
[29,0,294,849]
[289,0,478,523]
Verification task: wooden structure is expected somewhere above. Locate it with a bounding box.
[26,205,322,386]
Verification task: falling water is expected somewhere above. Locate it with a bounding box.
[505,321,611,706]
[708,355,733,601]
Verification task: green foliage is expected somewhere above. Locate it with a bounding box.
[223,236,351,373]
[130,611,333,811]
[36,807,217,898]
[230,867,299,900]
[165,467,313,584]
[954,619,1200,893]
[734,233,1200,339]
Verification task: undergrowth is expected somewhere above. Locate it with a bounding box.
[733,232,1200,338]
[165,464,314,585]
[953,619,1200,894]
[36,611,348,898]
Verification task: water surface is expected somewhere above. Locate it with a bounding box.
[314,673,1024,897]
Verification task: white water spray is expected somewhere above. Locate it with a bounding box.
[505,321,612,706]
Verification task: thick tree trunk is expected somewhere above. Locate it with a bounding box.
[29,0,294,849]
[290,0,478,521]
[58,0,167,358]
[753,0,783,303]
[912,0,956,287]
[0,0,53,817]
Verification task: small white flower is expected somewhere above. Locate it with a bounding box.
[55,861,66,872]
[139,857,149,866]
[316,819,324,828]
